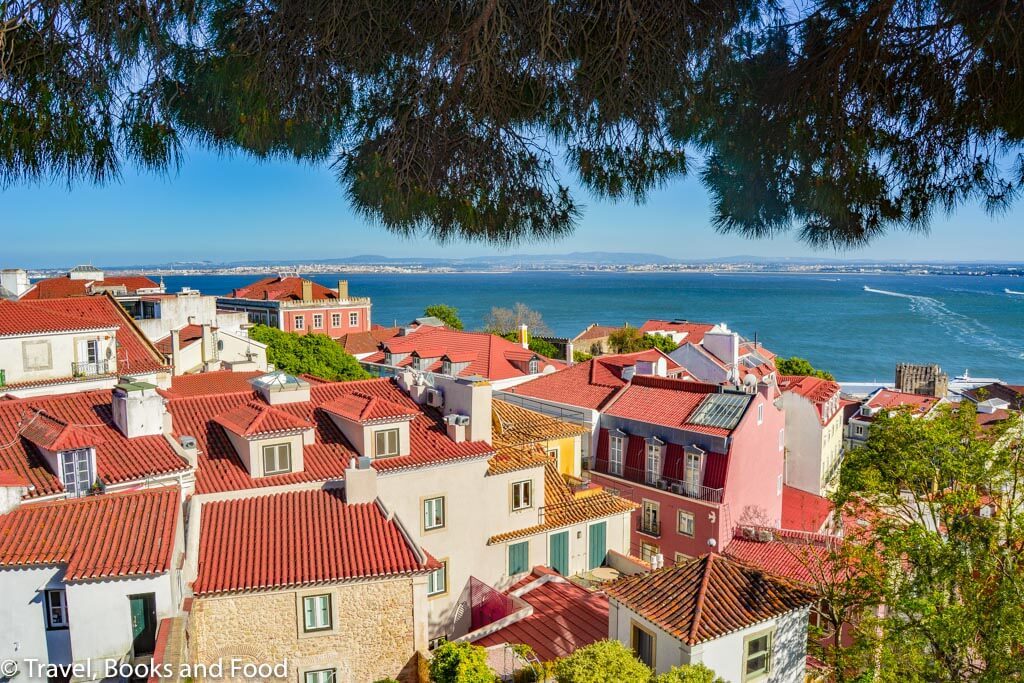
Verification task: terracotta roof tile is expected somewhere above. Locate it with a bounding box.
[725,528,841,586]
[0,299,115,337]
[161,371,265,398]
[225,276,341,302]
[21,411,104,451]
[475,568,609,661]
[154,324,205,355]
[487,445,552,476]
[321,392,418,425]
[20,275,160,300]
[605,553,815,645]
[0,487,179,580]
[337,327,401,356]
[193,489,437,595]
[213,401,315,436]
[781,486,833,533]
[488,462,637,543]
[492,400,587,449]
[603,375,744,436]
[639,320,715,345]
[573,324,620,342]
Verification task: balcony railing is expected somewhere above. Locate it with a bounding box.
[72,359,111,377]
[600,465,724,504]
[637,518,661,538]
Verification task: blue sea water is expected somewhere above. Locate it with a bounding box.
[158,272,1024,382]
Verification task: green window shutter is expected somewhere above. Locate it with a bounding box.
[588,522,607,570]
[549,531,569,575]
[508,541,529,575]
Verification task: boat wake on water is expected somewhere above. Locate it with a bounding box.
[863,286,1024,360]
[1006,288,1024,295]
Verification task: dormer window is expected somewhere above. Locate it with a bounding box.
[213,401,315,478]
[322,392,417,460]
[683,446,705,495]
[645,438,664,485]
[441,360,452,375]
[528,358,540,374]
[609,429,626,475]
[374,428,400,458]
[61,448,95,497]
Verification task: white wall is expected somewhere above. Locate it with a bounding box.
[0,329,117,386]
[0,566,72,673]
[135,295,218,342]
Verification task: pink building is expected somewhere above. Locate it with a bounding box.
[217,275,371,338]
[588,374,786,564]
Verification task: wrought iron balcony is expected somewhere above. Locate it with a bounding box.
[637,518,661,538]
[72,359,111,377]
[600,465,724,504]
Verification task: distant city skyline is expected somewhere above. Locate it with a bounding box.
[3,144,1022,268]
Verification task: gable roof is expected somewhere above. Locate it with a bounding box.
[859,389,940,421]
[20,275,161,300]
[154,324,205,356]
[365,327,564,380]
[961,382,1024,407]
[0,487,179,580]
[160,371,266,398]
[321,392,419,425]
[725,528,842,586]
[475,567,610,661]
[572,324,620,342]
[605,553,815,645]
[193,489,437,595]
[213,401,316,436]
[225,276,341,302]
[0,392,189,499]
[0,299,116,337]
[492,400,587,448]
[639,320,716,345]
[503,350,683,410]
[20,411,103,451]
[166,377,495,495]
[782,486,834,534]
[603,375,747,436]
[337,327,401,356]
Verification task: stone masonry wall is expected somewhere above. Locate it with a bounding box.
[189,577,417,683]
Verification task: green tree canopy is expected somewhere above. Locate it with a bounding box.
[553,640,651,683]
[484,303,551,337]
[607,326,677,354]
[775,356,835,381]
[423,304,464,330]
[834,404,1024,682]
[653,664,727,683]
[6,2,1021,247]
[502,332,560,359]
[248,325,370,381]
[428,641,495,683]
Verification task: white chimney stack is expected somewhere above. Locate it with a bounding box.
[111,382,167,438]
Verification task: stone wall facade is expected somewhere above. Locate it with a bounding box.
[189,577,419,683]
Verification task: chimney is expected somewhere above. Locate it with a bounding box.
[519,324,529,349]
[444,414,469,442]
[565,340,574,366]
[337,280,349,299]
[170,329,182,376]
[301,279,313,302]
[0,471,31,515]
[0,269,30,298]
[345,456,378,504]
[111,382,167,438]
[201,323,215,364]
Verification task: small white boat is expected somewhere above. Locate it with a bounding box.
[1005,288,1024,295]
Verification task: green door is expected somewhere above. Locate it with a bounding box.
[588,522,607,570]
[549,531,569,575]
[129,593,157,655]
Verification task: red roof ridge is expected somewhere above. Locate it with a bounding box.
[629,374,720,394]
[213,400,315,436]
[688,554,715,644]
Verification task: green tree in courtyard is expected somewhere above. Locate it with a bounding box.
[654,664,727,683]
[553,640,651,683]
[423,304,464,330]
[775,356,835,381]
[248,325,370,381]
[428,641,495,683]
[607,326,677,354]
[834,403,1024,682]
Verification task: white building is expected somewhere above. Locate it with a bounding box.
[153,323,268,375]
[845,388,943,450]
[0,485,184,680]
[606,554,814,681]
[778,375,844,496]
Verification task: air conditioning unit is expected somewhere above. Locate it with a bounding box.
[453,414,471,427]
[756,529,774,543]
[670,482,684,495]
[179,435,198,449]
[657,479,669,490]
[741,526,757,540]
[426,388,444,407]
[861,405,877,417]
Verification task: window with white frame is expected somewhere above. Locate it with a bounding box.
[423,496,445,531]
[639,541,659,564]
[677,510,695,537]
[262,443,292,475]
[294,315,305,330]
[757,403,764,425]
[528,359,540,374]
[743,628,774,681]
[349,311,359,326]
[302,594,332,632]
[511,480,533,510]
[331,313,341,327]
[645,442,662,485]
[641,500,660,535]
[60,448,93,497]
[45,589,68,629]
[374,428,400,457]
[684,451,701,492]
[427,561,447,596]
[609,436,624,475]
[304,670,336,683]
[312,314,323,329]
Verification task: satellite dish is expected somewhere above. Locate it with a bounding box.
[743,373,757,387]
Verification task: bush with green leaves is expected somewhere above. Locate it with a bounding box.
[248,325,370,382]
[428,641,495,683]
[424,304,464,330]
[653,664,726,683]
[553,640,651,683]
[775,356,835,381]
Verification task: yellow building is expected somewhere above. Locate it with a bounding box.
[492,399,588,476]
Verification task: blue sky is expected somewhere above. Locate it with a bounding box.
[2,144,1021,268]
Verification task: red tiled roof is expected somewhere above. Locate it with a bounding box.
[0,299,116,337]
[0,487,179,580]
[0,470,29,487]
[504,351,683,410]
[337,327,401,356]
[167,378,495,495]
[20,275,161,300]
[573,324,620,342]
[193,489,437,595]
[213,401,315,436]
[639,320,715,345]
[605,553,815,645]
[225,276,342,302]
[603,375,741,436]
[0,391,189,499]
[154,324,205,355]
[365,327,564,381]
[860,389,940,421]
[782,486,833,533]
[475,567,609,661]
[779,375,841,425]
[321,392,418,425]
[161,371,265,398]
[725,528,840,586]
[21,411,103,451]
[21,294,168,376]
